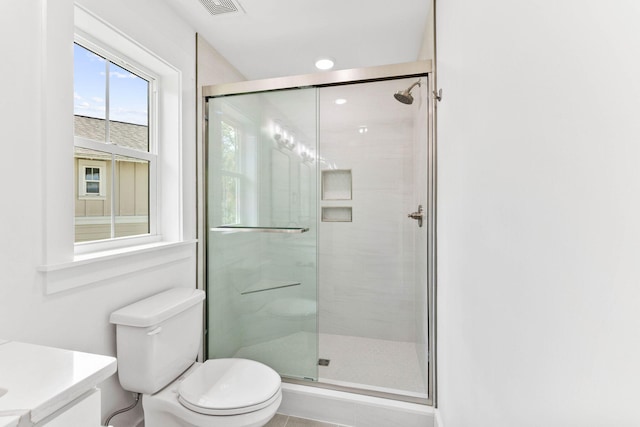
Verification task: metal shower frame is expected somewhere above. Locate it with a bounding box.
[199,60,437,406]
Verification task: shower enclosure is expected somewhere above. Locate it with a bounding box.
[204,61,434,403]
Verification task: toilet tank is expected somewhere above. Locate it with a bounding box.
[109,288,206,394]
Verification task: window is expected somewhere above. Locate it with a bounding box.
[38,5,187,294]
[78,160,106,198]
[73,42,156,244]
[84,168,101,194]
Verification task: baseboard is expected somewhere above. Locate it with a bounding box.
[279,383,434,427]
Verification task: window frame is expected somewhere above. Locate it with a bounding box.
[73,36,159,254]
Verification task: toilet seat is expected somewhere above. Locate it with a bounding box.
[178,358,281,416]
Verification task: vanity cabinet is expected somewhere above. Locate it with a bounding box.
[0,340,116,427]
[39,389,101,427]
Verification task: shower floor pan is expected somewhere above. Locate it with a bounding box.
[234,332,427,399]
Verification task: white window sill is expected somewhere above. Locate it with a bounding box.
[38,240,197,294]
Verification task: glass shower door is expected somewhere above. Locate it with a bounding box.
[206,88,318,380]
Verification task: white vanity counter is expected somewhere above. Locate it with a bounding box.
[0,340,117,426]
[0,416,19,427]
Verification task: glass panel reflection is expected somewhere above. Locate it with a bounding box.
[221,176,238,225]
[221,121,239,172]
[207,88,318,381]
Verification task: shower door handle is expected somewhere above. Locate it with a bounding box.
[210,226,309,233]
[408,205,424,227]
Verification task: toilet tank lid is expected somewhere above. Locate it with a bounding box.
[110,288,205,327]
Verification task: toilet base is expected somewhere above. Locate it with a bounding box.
[141,363,281,427]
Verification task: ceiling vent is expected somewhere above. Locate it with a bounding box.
[198,0,245,16]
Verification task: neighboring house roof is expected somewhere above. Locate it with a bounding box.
[74,115,149,160]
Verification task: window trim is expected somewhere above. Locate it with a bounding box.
[39,3,187,292]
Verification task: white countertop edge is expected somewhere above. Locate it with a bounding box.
[29,359,116,423]
[0,415,20,427]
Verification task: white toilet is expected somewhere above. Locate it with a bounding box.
[110,288,282,427]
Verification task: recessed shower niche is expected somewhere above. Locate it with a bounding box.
[321,206,352,222]
[321,169,353,222]
[321,169,352,200]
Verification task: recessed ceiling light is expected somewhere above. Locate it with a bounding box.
[358,126,368,134]
[315,58,335,70]
[335,98,347,105]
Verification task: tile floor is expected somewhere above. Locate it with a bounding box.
[266,414,350,427]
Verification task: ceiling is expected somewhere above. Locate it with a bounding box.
[163,0,431,80]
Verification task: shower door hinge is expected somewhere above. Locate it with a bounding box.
[433,89,443,102]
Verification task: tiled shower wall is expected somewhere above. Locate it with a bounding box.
[318,82,418,342]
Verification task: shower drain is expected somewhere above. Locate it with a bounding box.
[318,358,331,366]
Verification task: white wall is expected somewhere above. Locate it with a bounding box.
[0,1,203,426]
[418,0,435,61]
[437,1,640,426]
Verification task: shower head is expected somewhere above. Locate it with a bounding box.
[393,80,422,104]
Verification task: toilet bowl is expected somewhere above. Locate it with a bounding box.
[110,288,282,427]
[143,359,282,427]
